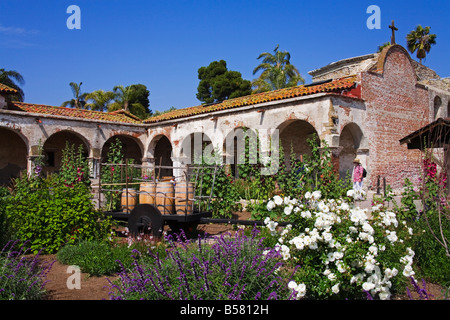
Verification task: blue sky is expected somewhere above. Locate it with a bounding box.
[1,0,449,113]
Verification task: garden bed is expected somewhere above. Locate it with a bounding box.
[38,210,447,301]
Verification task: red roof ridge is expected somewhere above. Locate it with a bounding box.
[144,75,358,123]
[0,83,18,93]
[9,101,142,124]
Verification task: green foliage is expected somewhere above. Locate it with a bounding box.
[191,156,241,219]
[398,178,420,221]
[252,44,304,93]
[196,60,252,104]
[101,138,125,212]
[56,240,136,276]
[413,213,450,284]
[6,175,112,254]
[406,25,437,63]
[0,187,12,248]
[5,142,112,254]
[59,142,90,187]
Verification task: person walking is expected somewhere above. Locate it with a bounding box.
[352,158,364,200]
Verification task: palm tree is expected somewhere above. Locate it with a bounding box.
[110,85,133,111]
[85,90,115,112]
[406,25,437,64]
[252,44,304,93]
[61,82,87,109]
[0,68,25,101]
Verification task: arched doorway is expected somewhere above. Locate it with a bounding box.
[43,130,89,175]
[278,119,319,164]
[0,128,28,186]
[339,123,365,179]
[151,135,173,178]
[101,135,143,164]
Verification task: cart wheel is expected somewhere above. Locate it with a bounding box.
[168,221,199,238]
[128,204,164,237]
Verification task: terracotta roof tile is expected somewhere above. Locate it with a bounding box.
[0,83,18,93]
[144,76,358,123]
[10,102,142,124]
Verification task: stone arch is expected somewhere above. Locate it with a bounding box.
[101,134,143,164]
[0,127,28,185]
[338,123,365,179]
[434,95,442,119]
[149,135,173,178]
[180,132,214,165]
[43,130,90,175]
[278,119,319,163]
[223,127,258,178]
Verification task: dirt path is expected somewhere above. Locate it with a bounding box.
[41,255,114,300]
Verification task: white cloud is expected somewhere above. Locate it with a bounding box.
[0,24,39,35]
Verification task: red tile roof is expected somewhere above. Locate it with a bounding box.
[144,76,358,123]
[0,83,18,93]
[10,102,142,124]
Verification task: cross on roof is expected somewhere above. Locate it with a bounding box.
[389,20,398,44]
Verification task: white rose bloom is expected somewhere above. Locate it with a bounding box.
[362,282,375,291]
[403,265,415,277]
[312,190,321,200]
[266,200,275,211]
[387,231,398,243]
[273,195,283,205]
[284,205,293,216]
[304,191,312,199]
[301,210,312,219]
[288,281,306,299]
[379,291,391,300]
[322,232,333,242]
[331,284,340,294]
[347,189,355,198]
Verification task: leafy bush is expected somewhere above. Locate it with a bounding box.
[0,187,12,248]
[6,175,113,254]
[108,228,297,300]
[412,212,450,284]
[0,240,53,300]
[57,240,136,276]
[262,191,416,300]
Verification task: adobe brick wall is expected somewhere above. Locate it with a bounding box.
[361,45,430,190]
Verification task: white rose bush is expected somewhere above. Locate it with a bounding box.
[263,190,416,300]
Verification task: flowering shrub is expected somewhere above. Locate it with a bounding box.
[263,191,416,299]
[108,228,297,300]
[0,240,53,300]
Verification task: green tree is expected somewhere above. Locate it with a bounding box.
[377,42,391,53]
[0,68,25,101]
[109,84,151,119]
[196,60,252,104]
[406,25,437,64]
[61,82,87,109]
[85,89,115,112]
[252,44,304,93]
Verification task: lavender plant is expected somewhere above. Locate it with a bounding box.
[108,228,298,300]
[0,240,53,300]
